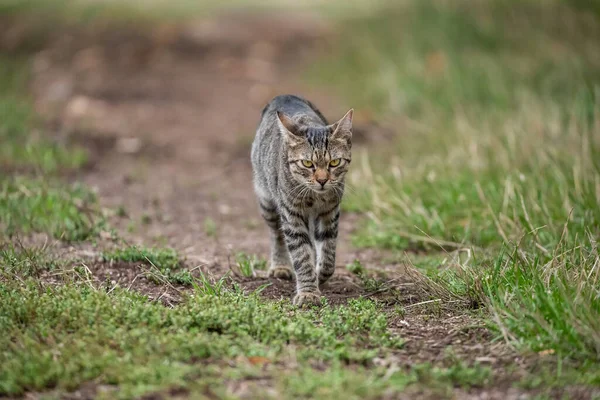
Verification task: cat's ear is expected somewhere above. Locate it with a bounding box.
[330,109,353,141]
[277,111,300,134]
[277,111,304,144]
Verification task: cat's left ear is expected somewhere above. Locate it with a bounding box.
[330,109,353,141]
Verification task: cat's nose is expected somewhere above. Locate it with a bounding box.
[317,178,328,187]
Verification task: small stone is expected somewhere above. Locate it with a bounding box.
[248,83,272,105]
[248,41,276,61]
[245,58,276,82]
[218,204,231,215]
[73,47,103,72]
[116,137,142,154]
[66,96,91,118]
[99,231,113,240]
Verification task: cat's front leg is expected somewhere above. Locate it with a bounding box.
[257,198,294,280]
[316,205,339,286]
[280,212,321,307]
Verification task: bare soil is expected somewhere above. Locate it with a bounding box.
[10,10,595,400]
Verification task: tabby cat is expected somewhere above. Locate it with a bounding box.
[251,95,353,307]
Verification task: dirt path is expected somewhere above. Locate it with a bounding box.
[24,11,551,400]
[29,10,391,298]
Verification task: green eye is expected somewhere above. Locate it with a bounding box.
[301,160,314,168]
[329,158,341,167]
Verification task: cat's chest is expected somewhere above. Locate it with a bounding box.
[302,197,324,210]
[295,197,337,227]
[298,192,335,211]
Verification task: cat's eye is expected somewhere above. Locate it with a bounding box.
[329,158,341,167]
[301,160,314,168]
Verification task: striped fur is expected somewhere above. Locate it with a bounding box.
[251,95,353,307]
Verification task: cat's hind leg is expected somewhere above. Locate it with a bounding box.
[258,198,294,280]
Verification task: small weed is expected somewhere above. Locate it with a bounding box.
[393,305,406,318]
[192,271,229,296]
[140,214,152,225]
[345,260,387,292]
[115,205,128,218]
[0,242,56,277]
[166,270,193,286]
[126,221,136,233]
[102,246,179,267]
[204,217,217,238]
[361,275,386,293]
[235,253,267,277]
[346,259,366,275]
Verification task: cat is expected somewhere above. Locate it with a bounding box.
[251,94,353,307]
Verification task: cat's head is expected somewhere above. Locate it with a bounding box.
[277,109,353,194]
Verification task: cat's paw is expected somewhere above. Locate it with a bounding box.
[268,266,294,280]
[293,291,323,308]
[318,275,333,288]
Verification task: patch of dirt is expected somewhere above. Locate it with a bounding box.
[85,260,186,305]
[236,269,364,306]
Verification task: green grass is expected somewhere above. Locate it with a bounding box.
[310,0,600,365]
[0,177,105,241]
[482,238,600,361]
[101,246,193,285]
[278,361,491,400]
[0,56,100,241]
[0,0,390,25]
[317,0,600,251]
[0,275,515,399]
[0,241,58,277]
[1,274,596,399]
[0,279,404,398]
[0,57,87,174]
[346,259,366,275]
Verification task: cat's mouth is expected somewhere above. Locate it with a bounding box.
[309,185,330,193]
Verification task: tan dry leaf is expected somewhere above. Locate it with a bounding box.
[247,356,271,366]
[538,349,555,356]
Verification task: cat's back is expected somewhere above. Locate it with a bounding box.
[267,94,325,119]
[257,95,327,135]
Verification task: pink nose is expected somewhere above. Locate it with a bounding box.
[317,178,328,187]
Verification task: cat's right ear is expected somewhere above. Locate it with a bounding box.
[277,112,300,134]
[277,111,304,144]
